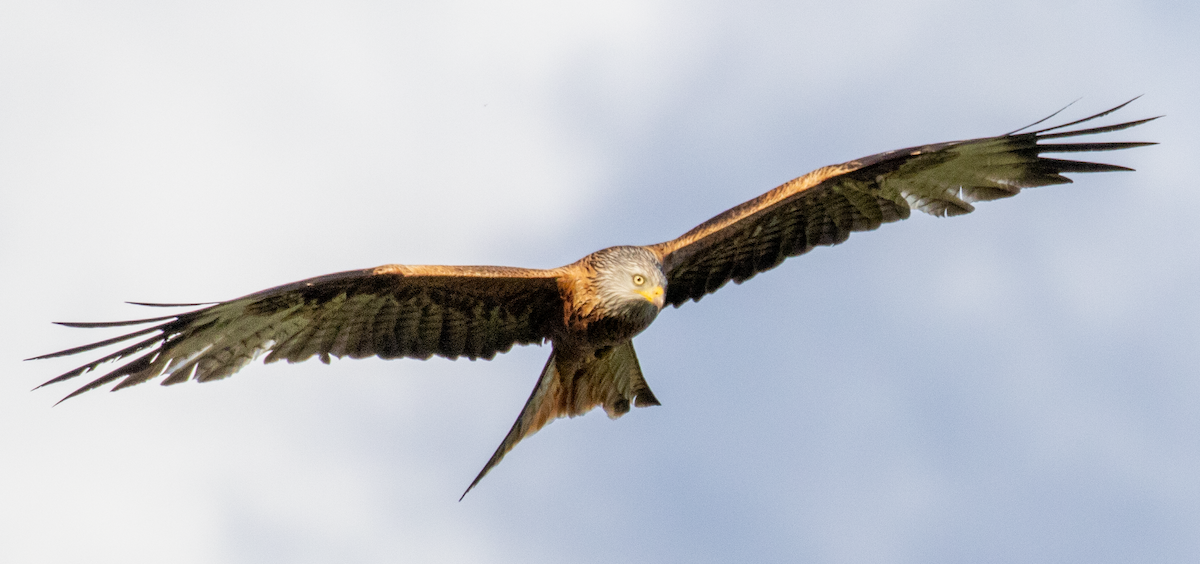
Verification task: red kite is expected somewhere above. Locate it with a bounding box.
[31,100,1156,497]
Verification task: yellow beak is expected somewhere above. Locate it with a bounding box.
[638,285,665,309]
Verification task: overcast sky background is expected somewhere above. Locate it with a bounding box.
[2,1,1196,563]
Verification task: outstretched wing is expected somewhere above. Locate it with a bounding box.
[31,265,565,402]
[647,100,1158,307]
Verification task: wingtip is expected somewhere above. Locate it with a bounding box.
[29,377,72,402]
[1006,98,1082,135]
[126,301,218,307]
[51,387,87,406]
[1029,98,1155,137]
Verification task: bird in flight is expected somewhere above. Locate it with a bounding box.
[31,100,1156,498]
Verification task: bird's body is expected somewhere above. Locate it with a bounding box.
[31,100,1157,497]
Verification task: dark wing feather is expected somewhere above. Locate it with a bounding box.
[648,101,1158,307]
[31,265,565,402]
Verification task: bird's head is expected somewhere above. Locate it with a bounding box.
[592,246,667,318]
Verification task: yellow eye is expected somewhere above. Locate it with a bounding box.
[632,274,645,286]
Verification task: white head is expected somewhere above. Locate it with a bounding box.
[592,246,668,324]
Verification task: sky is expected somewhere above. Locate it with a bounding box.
[1,1,1197,563]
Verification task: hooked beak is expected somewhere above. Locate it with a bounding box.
[638,285,665,309]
